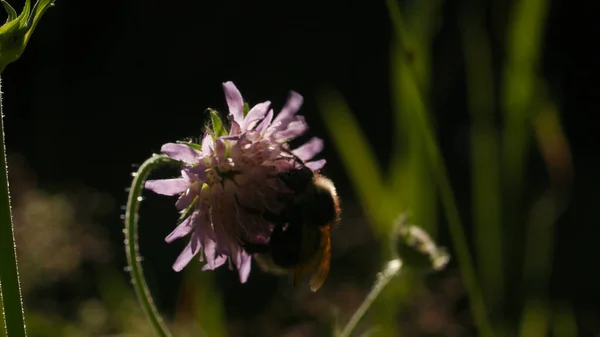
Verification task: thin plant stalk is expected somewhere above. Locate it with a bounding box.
[0,81,27,337]
[337,215,408,337]
[124,154,176,337]
[337,259,402,337]
[0,78,28,337]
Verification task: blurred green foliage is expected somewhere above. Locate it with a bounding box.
[318,0,575,336]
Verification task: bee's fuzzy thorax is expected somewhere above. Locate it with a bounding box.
[313,174,342,225]
[313,174,337,197]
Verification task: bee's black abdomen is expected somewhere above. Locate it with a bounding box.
[269,223,303,267]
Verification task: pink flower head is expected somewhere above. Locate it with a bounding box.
[145,81,325,283]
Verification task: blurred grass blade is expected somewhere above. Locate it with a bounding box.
[461,10,504,309]
[172,266,225,337]
[317,88,390,233]
[389,41,437,237]
[501,0,549,193]
[520,92,571,328]
[318,89,402,335]
[385,0,442,92]
[518,300,549,337]
[98,269,156,335]
[532,92,573,194]
[552,305,578,337]
[387,0,442,237]
[395,51,493,337]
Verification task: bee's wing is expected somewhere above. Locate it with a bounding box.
[292,224,332,292]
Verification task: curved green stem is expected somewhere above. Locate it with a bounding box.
[338,259,402,337]
[124,154,177,337]
[0,77,27,337]
[337,215,407,337]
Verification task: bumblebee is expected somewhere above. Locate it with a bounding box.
[239,156,341,292]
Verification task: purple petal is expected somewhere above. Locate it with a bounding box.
[161,143,203,163]
[215,138,227,162]
[293,137,324,161]
[202,239,228,270]
[255,109,274,133]
[238,252,252,283]
[306,159,326,170]
[272,91,303,126]
[229,120,241,136]
[219,135,241,141]
[242,101,271,131]
[201,133,214,153]
[145,178,188,196]
[183,167,207,182]
[223,82,244,126]
[275,118,308,140]
[175,190,196,210]
[165,211,198,243]
[173,232,202,271]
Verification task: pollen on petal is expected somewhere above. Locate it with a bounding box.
[145,178,188,196]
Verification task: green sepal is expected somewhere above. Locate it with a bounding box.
[0,0,56,72]
[24,0,55,42]
[1,1,17,23]
[176,140,203,152]
[178,196,198,222]
[0,0,27,35]
[208,108,227,138]
[243,102,250,117]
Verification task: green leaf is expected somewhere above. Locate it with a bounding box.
[208,108,227,138]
